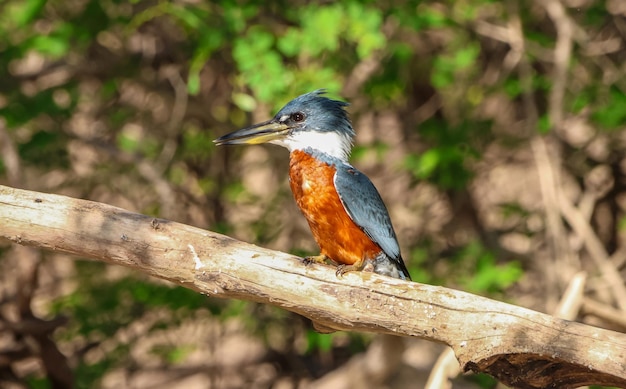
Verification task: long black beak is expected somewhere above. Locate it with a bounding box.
[214,119,290,146]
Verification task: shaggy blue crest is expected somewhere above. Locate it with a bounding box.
[275,89,355,139]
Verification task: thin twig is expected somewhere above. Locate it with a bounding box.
[424,348,458,389]
[541,0,574,130]
[0,119,21,187]
[558,192,626,311]
[582,298,626,330]
[553,272,586,320]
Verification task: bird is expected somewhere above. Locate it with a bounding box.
[214,90,411,280]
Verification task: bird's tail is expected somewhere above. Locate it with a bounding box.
[373,254,412,281]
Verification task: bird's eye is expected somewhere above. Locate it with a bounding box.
[291,112,305,122]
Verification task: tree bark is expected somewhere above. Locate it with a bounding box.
[0,185,625,389]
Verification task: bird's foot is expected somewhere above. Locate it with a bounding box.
[303,254,331,266]
[335,259,366,278]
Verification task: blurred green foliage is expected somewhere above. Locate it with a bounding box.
[1,0,624,388]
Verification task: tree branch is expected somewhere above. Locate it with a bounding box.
[0,185,625,388]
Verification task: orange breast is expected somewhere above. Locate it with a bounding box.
[289,150,381,265]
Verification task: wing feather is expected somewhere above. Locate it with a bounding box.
[333,165,401,261]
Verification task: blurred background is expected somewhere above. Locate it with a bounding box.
[1,0,625,388]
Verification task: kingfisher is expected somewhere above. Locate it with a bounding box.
[214,90,411,281]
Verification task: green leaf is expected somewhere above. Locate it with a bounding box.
[570,91,591,113]
[306,330,334,353]
[409,149,440,179]
[187,72,200,95]
[345,4,385,58]
[504,78,522,98]
[538,114,551,133]
[29,35,70,57]
[455,241,523,294]
[117,132,139,153]
[233,26,291,102]
[591,88,626,130]
[420,6,448,27]
[4,0,46,28]
[277,28,302,57]
[304,5,343,54]
[454,45,480,69]
[232,92,257,112]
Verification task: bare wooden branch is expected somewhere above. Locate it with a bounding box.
[0,185,625,389]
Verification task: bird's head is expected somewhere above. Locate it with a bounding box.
[214,90,355,161]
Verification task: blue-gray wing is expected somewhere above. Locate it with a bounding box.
[333,165,401,261]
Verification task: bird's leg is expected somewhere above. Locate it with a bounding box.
[303,254,335,266]
[335,258,366,278]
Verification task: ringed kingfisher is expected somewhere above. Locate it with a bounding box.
[214,90,411,281]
